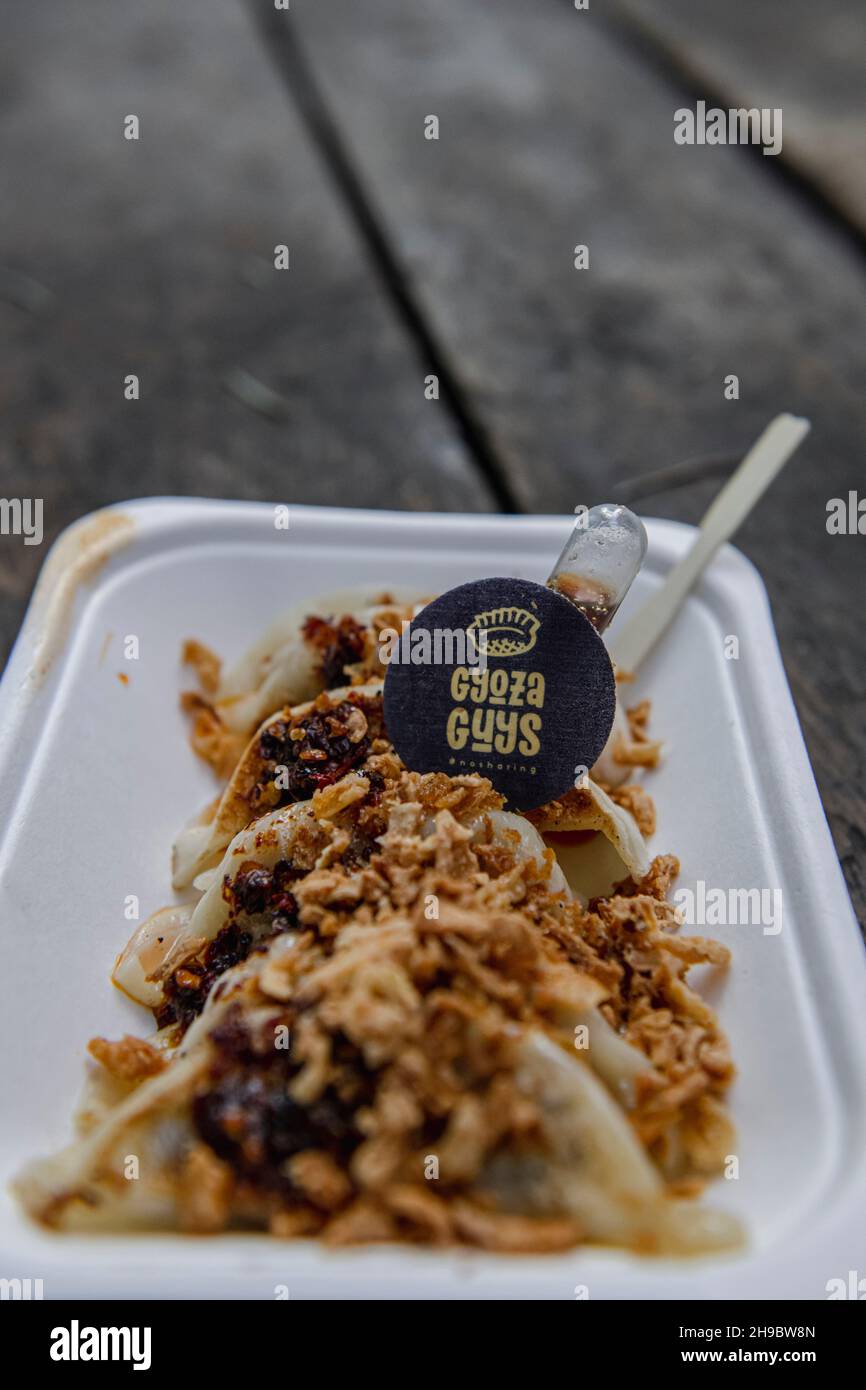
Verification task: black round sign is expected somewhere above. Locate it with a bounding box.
[382,576,616,810]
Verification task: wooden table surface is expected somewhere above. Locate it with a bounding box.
[1,1,863,928]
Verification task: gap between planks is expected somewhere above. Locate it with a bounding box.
[245,0,521,514]
[586,0,866,267]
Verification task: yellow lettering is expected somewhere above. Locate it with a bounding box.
[526,673,545,708]
[489,668,509,704]
[446,707,469,749]
[508,670,526,706]
[450,667,469,701]
[493,710,519,754]
[470,708,495,752]
[468,668,488,703]
[518,712,542,756]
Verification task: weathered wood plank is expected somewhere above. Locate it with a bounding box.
[287,0,866,922]
[0,0,493,663]
[611,0,866,237]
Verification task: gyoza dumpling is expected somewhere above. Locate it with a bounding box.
[528,776,651,900]
[173,683,386,888]
[591,688,663,787]
[120,772,573,1025]
[506,1032,740,1254]
[14,953,272,1232]
[19,863,738,1252]
[176,681,653,909]
[205,588,426,737]
[116,797,341,1023]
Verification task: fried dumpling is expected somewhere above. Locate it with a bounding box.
[529,776,651,896]
[509,1032,741,1254]
[115,798,340,1017]
[173,683,386,888]
[120,772,571,1021]
[19,879,739,1253]
[176,679,653,908]
[14,955,270,1232]
[210,588,425,736]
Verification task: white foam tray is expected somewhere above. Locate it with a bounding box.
[0,500,863,1300]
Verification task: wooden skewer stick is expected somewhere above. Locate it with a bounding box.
[610,413,811,674]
